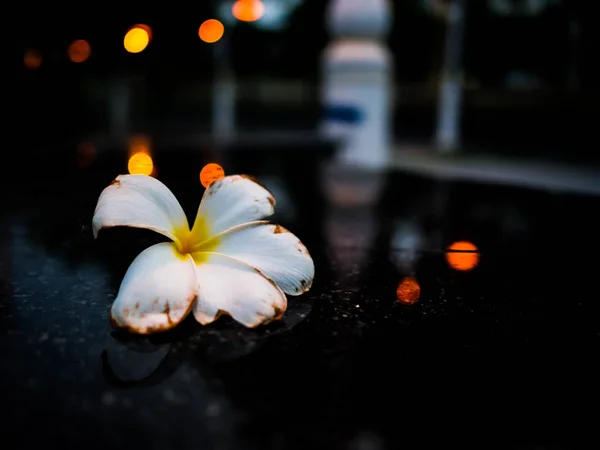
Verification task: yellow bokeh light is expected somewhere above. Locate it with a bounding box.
[131,24,153,42]
[199,19,225,43]
[68,39,91,63]
[396,277,421,305]
[446,241,480,271]
[200,163,225,188]
[24,50,42,70]
[124,27,150,53]
[128,152,154,176]
[232,0,265,22]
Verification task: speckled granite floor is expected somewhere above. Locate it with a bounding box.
[1,142,599,449]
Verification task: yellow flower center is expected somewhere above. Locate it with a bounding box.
[176,215,220,256]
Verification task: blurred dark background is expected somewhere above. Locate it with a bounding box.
[6,3,600,449]
[13,0,600,166]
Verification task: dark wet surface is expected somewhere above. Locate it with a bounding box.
[2,142,600,449]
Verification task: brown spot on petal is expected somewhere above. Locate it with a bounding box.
[109,179,121,187]
[297,242,312,257]
[162,302,173,325]
[298,277,313,293]
[247,313,268,328]
[239,174,259,183]
[267,196,275,208]
[273,224,289,234]
[110,291,197,335]
[236,264,289,326]
[272,303,286,321]
[108,310,166,335]
[214,309,228,321]
[197,309,230,326]
[141,322,172,335]
[134,302,140,310]
[122,317,174,335]
[257,301,287,326]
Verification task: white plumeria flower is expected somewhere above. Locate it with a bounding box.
[92,174,314,334]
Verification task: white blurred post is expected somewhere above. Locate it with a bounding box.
[321,0,393,169]
[435,0,466,153]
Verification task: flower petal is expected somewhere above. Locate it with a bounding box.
[93,174,190,249]
[110,242,197,334]
[189,175,275,247]
[192,252,287,328]
[197,221,314,296]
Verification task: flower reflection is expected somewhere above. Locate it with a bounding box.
[321,161,384,284]
[446,241,479,271]
[101,336,173,388]
[396,277,420,305]
[101,299,313,388]
[320,161,385,208]
[390,220,424,273]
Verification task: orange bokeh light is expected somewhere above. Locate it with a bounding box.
[68,39,91,63]
[128,136,154,176]
[396,277,421,305]
[129,24,153,42]
[232,0,265,22]
[200,163,225,188]
[76,142,96,168]
[24,50,42,69]
[446,241,480,271]
[124,26,150,53]
[199,19,225,43]
[128,152,154,176]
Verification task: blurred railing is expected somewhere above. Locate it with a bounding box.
[79,75,598,122]
[83,76,599,112]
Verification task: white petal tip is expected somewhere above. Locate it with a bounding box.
[109,318,175,335]
[92,221,102,239]
[193,253,287,329]
[109,298,194,335]
[192,175,276,240]
[193,305,286,328]
[245,304,287,327]
[193,310,224,326]
[209,222,314,297]
[92,175,188,245]
[293,277,314,296]
[108,243,198,335]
